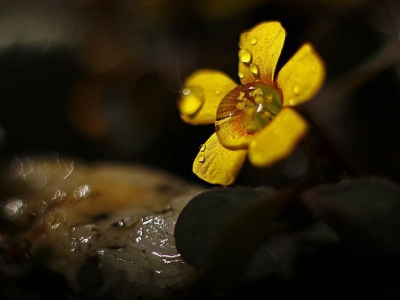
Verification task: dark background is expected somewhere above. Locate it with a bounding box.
[1,0,398,186]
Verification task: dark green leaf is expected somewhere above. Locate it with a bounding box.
[174,187,276,270]
[301,177,400,260]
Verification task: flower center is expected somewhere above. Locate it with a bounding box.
[216,82,282,134]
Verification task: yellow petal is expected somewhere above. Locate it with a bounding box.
[248,108,308,167]
[178,69,237,125]
[193,133,247,185]
[276,43,325,107]
[238,21,286,85]
[215,114,255,150]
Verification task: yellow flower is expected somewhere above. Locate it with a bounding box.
[178,22,325,186]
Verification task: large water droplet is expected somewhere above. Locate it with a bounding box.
[216,82,282,144]
[239,49,252,63]
[179,86,204,116]
[250,37,257,45]
[250,64,259,76]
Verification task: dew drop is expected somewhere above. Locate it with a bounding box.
[179,86,204,116]
[250,64,259,76]
[289,99,296,106]
[238,72,244,79]
[198,155,205,163]
[292,85,300,95]
[215,90,221,95]
[250,37,257,45]
[239,49,252,63]
[199,144,206,152]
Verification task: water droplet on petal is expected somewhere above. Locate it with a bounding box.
[238,72,244,79]
[250,37,257,45]
[179,86,204,116]
[199,144,206,152]
[289,99,296,106]
[250,64,259,76]
[198,155,205,163]
[293,85,300,95]
[215,90,221,95]
[239,49,252,63]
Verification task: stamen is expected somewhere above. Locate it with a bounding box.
[236,102,245,110]
[262,111,272,119]
[255,95,264,104]
[237,92,245,101]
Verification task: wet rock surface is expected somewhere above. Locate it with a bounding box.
[0,155,203,299]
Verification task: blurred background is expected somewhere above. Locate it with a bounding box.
[1,1,400,299]
[0,0,399,184]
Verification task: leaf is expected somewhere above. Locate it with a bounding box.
[175,186,299,297]
[301,177,400,260]
[174,187,276,270]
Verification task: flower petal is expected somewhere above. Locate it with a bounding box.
[248,108,308,167]
[193,133,247,185]
[238,21,286,85]
[215,113,255,150]
[277,43,325,107]
[178,69,237,125]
